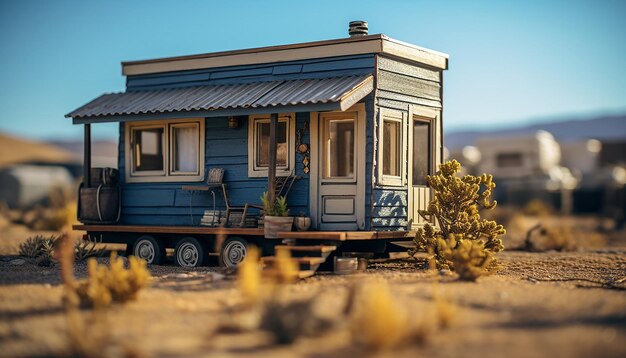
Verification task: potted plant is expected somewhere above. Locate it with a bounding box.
[294,212,311,232]
[261,192,294,238]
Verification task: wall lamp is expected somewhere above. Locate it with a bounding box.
[228,116,239,129]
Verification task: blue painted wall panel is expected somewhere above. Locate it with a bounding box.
[126,54,375,90]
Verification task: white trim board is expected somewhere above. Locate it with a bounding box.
[122,35,448,76]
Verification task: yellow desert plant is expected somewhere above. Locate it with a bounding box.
[410,160,505,278]
[57,233,151,309]
[237,246,262,307]
[74,252,151,308]
[437,235,497,281]
[272,247,300,283]
[349,281,408,350]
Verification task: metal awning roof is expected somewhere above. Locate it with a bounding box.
[66,75,373,124]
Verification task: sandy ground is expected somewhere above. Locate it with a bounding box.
[0,222,625,358]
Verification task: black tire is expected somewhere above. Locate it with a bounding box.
[220,236,248,268]
[175,237,208,267]
[132,235,165,265]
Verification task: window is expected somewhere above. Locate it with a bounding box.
[126,119,204,183]
[377,109,406,186]
[324,118,355,179]
[171,123,200,175]
[248,114,295,177]
[132,126,165,174]
[412,120,431,186]
[497,152,523,168]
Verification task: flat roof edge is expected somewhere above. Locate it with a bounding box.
[122,35,448,76]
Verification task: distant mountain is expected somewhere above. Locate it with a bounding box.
[47,139,118,168]
[0,132,78,167]
[445,115,626,150]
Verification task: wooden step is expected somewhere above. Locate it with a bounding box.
[274,245,337,253]
[261,256,327,265]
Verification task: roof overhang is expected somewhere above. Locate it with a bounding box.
[66,75,374,124]
[122,34,449,76]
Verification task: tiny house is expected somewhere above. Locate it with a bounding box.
[67,22,448,270]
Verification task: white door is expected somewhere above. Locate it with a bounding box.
[310,104,366,231]
[408,106,441,229]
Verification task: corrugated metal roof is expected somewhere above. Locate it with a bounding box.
[66,75,373,120]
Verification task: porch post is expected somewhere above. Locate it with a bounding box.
[84,123,91,187]
[268,113,278,204]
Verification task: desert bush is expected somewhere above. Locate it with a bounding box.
[74,235,107,261]
[437,235,497,281]
[349,281,409,350]
[19,234,59,259]
[237,246,262,307]
[410,160,505,280]
[73,252,151,308]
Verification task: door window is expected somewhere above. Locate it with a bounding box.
[323,118,355,179]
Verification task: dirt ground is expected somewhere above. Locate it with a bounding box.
[0,220,625,358]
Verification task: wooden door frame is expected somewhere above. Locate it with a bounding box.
[407,105,440,229]
[309,102,366,230]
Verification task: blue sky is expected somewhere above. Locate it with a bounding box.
[0,0,625,140]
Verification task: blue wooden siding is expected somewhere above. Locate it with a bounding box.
[126,55,375,90]
[371,56,442,231]
[119,115,310,226]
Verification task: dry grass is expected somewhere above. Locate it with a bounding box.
[348,281,410,350]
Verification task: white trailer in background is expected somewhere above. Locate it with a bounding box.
[475,130,561,179]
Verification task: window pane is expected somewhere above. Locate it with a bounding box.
[133,127,164,172]
[256,121,287,167]
[172,125,199,173]
[497,153,523,168]
[412,122,430,186]
[383,121,401,176]
[325,119,354,178]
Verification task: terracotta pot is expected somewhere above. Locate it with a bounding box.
[294,216,311,231]
[263,216,294,238]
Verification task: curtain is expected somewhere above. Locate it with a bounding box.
[174,126,198,173]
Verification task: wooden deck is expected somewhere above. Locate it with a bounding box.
[73,224,415,241]
[73,225,265,236]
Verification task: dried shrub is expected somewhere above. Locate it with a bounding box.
[19,234,59,262]
[349,281,409,350]
[265,247,299,284]
[237,246,262,307]
[74,252,151,308]
[75,235,107,262]
[410,160,505,278]
[437,236,497,281]
[19,236,46,258]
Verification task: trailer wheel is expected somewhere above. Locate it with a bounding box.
[133,235,164,265]
[220,237,248,268]
[175,237,208,267]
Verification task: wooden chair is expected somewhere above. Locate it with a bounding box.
[238,171,300,227]
[182,168,235,226]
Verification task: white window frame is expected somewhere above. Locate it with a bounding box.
[377,108,406,186]
[247,113,295,178]
[125,118,205,183]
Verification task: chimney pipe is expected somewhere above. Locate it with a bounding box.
[349,20,368,37]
